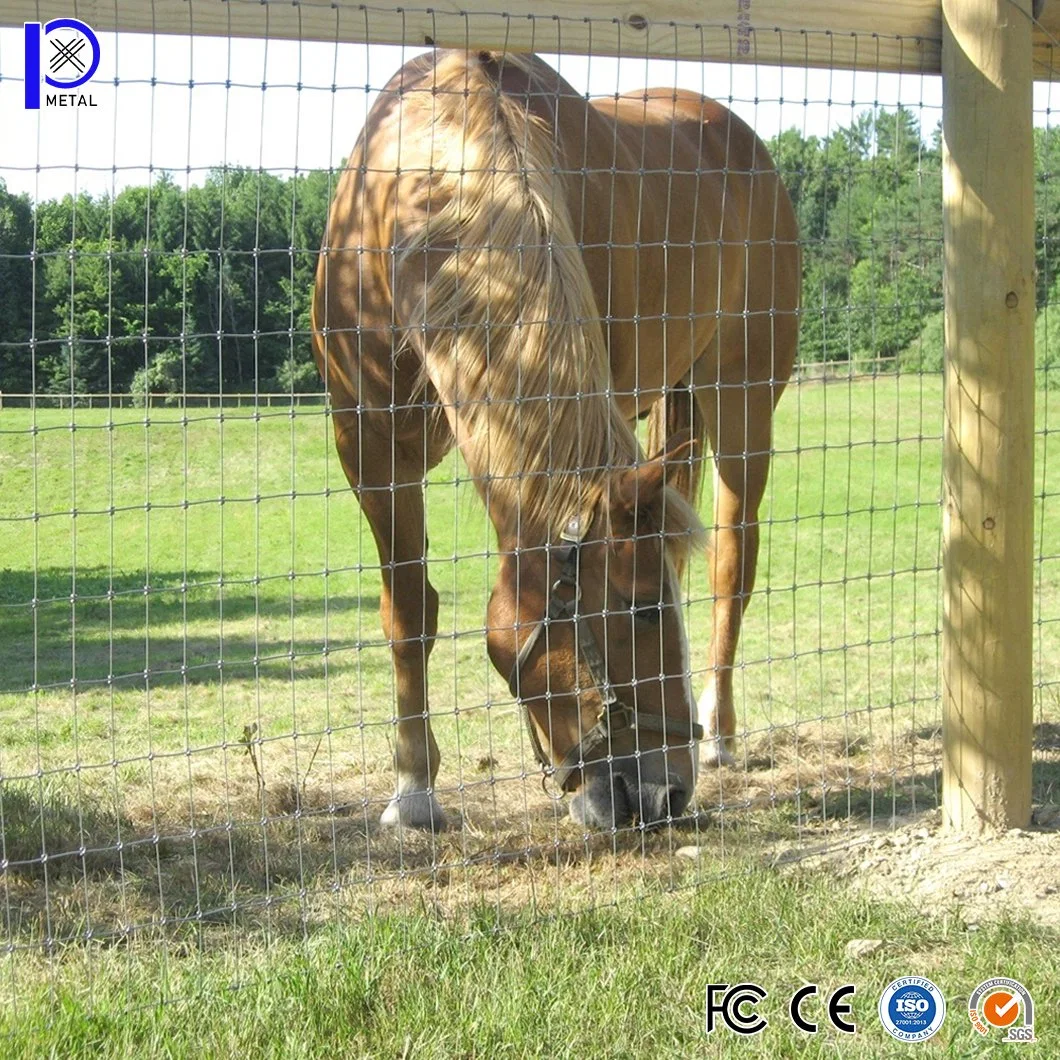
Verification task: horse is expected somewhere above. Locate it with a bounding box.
[311,49,800,832]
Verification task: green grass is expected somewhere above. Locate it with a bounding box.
[0,867,1056,1058]
[1,377,1058,851]
[1,376,1057,779]
[1,375,1060,1049]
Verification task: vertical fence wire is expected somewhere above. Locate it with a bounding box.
[1034,24,1060,816]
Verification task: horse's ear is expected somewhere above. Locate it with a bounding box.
[613,431,699,513]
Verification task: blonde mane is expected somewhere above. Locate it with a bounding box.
[394,51,642,542]
[636,486,709,569]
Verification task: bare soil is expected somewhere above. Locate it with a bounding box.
[787,807,1060,928]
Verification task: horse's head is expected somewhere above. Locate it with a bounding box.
[487,435,706,830]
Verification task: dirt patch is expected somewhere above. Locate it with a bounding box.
[774,805,1060,928]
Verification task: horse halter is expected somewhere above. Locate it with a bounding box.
[506,515,704,793]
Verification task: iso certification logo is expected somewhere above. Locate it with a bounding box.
[878,976,947,1042]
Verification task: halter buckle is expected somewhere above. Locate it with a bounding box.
[550,514,584,589]
[602,701,633,733]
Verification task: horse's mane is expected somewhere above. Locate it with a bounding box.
[395,51,704,554]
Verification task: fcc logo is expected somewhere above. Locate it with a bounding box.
[24,19,102,110]
[969,977,1035,1043]
[706,983,769,1035]
[878,976,947,1042]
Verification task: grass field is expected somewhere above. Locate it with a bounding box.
[1,374,1059,1050]
[2,867,1058,1058]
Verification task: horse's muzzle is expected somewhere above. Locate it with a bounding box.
[568,758,691,830]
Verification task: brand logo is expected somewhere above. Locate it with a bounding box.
[878,977,947,1042]
[969,978,1035,1043]
[705,983,768,1035]
[24,20,101,110]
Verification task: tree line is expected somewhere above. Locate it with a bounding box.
[0,168,333,398]
[2,105,1059,398]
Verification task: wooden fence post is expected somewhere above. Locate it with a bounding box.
[941,0,1035,831]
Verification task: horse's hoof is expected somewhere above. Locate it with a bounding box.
[380,790,448,832]
[702,739,736,768]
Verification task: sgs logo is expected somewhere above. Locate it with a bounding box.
[969,978,1036,1043]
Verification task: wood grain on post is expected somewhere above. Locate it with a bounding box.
[941,0,1035,832]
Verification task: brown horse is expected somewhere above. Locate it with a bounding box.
[312,50,799,831]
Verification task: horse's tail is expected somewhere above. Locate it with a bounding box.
[646,378,709,516]
[395,51,635,537]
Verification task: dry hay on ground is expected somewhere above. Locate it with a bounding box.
[1,721,1057,954]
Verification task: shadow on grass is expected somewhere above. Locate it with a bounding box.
[1035,721,1060,750]
[0,778,382,943]
[0,567,383,692]
[2,722,1057,950]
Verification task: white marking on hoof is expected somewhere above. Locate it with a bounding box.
[380,781,448,832]
[697,682,736,768]
[701,738,735,768]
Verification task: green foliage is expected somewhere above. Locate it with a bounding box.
[772,105,944,365]
[273,354,322,392]
[8,111,1060,388]
[129,348,187,406]
[0,180,35,392]
[1034,283,1060,389]
[847,257,937,363]
[898,309,945,373]
[0,170,328,396]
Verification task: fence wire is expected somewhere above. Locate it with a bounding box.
[1034,41,1060,811]
[0,7,1057,1020]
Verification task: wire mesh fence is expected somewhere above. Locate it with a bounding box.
[0,3,1058,1020]
[1033,42,1060,819]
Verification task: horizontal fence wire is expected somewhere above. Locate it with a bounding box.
[0,4,1056,1024]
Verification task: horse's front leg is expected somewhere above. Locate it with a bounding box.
[333,411,446,832]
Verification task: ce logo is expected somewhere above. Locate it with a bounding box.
[790,984,858,1034]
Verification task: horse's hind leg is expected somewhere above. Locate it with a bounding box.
[695,320,793,766]
[331,409,447,831]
